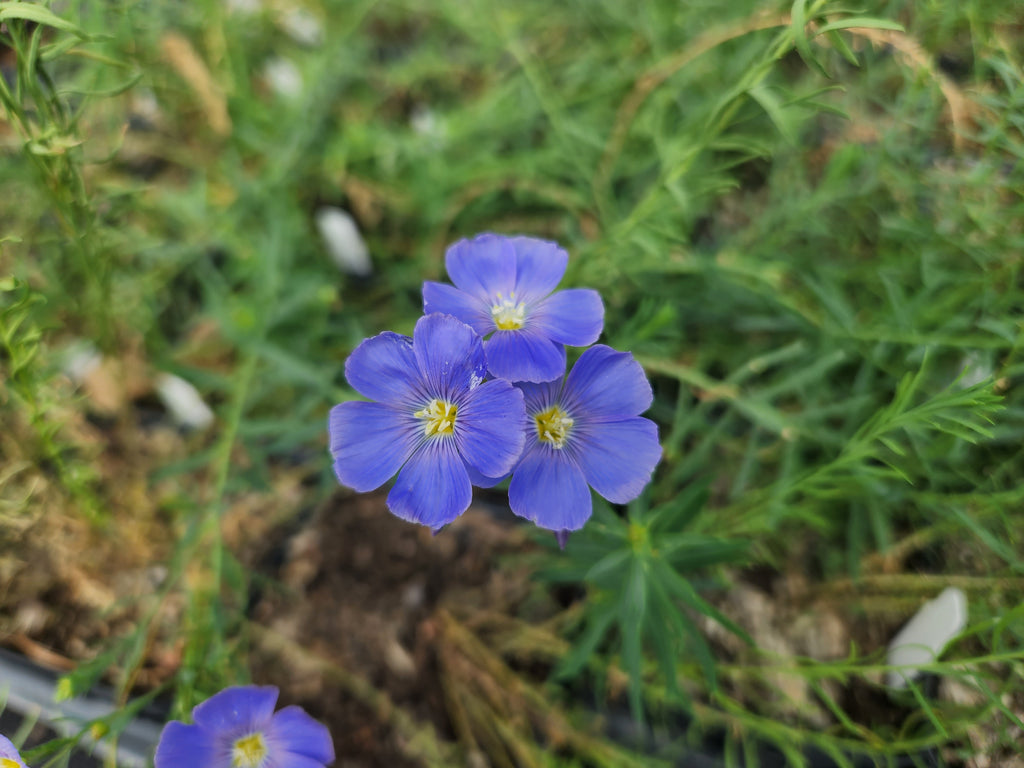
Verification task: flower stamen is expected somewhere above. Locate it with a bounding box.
[535,405,574,449]
[232,733,267,768]
[414,399,458,437]
[491,291,526,330]
[2,759,22,768]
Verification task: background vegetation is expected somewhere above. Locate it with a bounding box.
[1,0,1022,765]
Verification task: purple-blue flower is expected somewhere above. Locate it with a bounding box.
[422,234,604,383]
[154,685,334,768]
[509,345,662,532]
[0,736,28,768]
[330,312,527,529]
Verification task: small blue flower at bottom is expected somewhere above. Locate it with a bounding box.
[154,685,334,768]
[509,345,662,533]
[0,736,28,768]
[330,313,527,529]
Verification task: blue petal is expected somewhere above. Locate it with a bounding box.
[515,379,563,416]
[509,236,567,302]
[412,313,487,399]
[154,722,217,768]
[465,463,508,488]
[508,443,592,531]
[485,328,565,383]
[562,345,653,420]
[329,402,420,492]
[387,439,472,528]
[264,757,323,768]
[445,234,516,302]
[455,379,526,478]
[345,331,423,406]
[575,417,661,504]
[264,756,326,768]
[0,736,26,767]
[266,705,335,765]
[534,289,604,347]
[192,685,278,735]
[422,281,492,335]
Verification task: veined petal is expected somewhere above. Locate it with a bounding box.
[154,722,217,768]
[516,379,563,416]
[455,379,526,478]
[329,402,419,492]
[445,234,516,301]
[576,417,661,504]
[509,444,592,531]
[465,464,508,488]
[533,289,604,347]
[422,282,492,335]
[345,331,422,405]
[266,706,335,764]
[562,345,653,420]
[388,439,472,528]
[485,328,565,383]
[509,236,567,302]
[412,313,487,399]
[192,685,278,735]
[264,756,327,768]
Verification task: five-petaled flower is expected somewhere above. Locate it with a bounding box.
[509,345,662,533]
[422,234,604,383]
[0,736,27,768]
[154,685,334,768]
[330,312,527,529]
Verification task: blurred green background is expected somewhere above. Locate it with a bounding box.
[2,0,1023,765]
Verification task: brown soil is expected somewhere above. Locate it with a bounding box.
[244,490,537,768]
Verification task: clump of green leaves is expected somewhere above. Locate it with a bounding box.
[542,485,749,721]
[0,277,101,518]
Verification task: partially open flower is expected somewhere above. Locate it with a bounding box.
[423,234,604,383]
[154,685,334,768]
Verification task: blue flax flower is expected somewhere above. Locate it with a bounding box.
[154,685,334,768]
[510,345,661,532]
[0,736,27,768]
[423,234,604,383]
[330,312,526,529]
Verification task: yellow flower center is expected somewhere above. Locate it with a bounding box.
[491,292,526,330]
[2,758,22,768]
[232,733,267,768]
[535,405,574,449]
[414,398,457,437]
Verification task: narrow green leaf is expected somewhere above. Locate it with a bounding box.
[619,558,648,721]
[555,599,618,680]
[790,0,826,76]
[0,3,86,36]
[645,576,686,702]
[825,29,859,66]
[813,18,905,36]
[652,557,752,646]
[584,548,632,590]
[748,85,798,145]
[676,605,718,690]
[658,534,749,571]
[58,70,143,98]
[647,480,708,533]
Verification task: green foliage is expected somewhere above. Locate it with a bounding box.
[0,278,101,517]
[543,486,749,721]
[1,0,1023,764]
